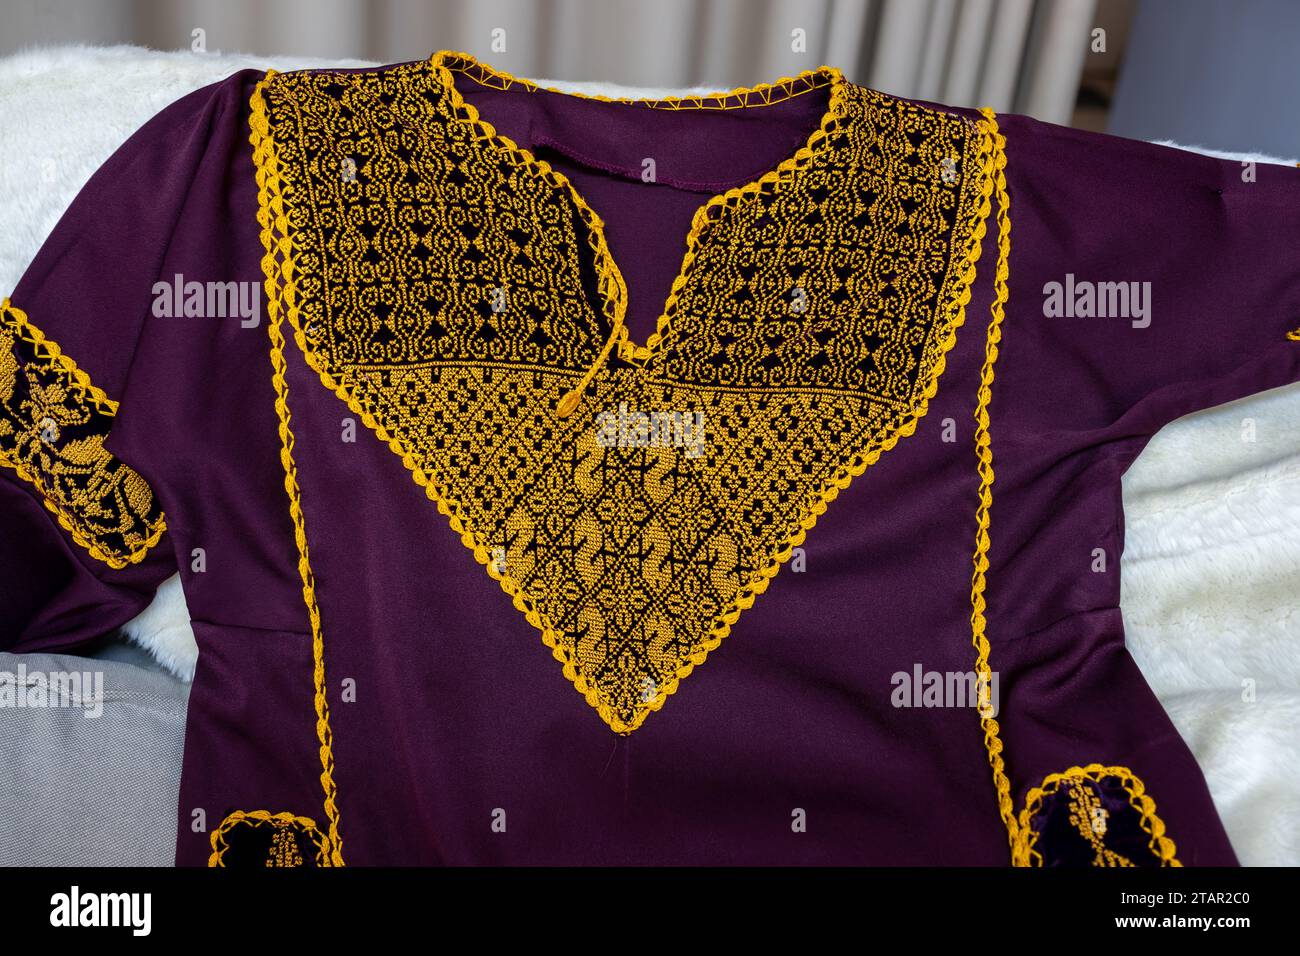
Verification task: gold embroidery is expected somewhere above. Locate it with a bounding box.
[268,821,304,867]
[1014,764,1181,867]
[1065,779,1134,866]
[251,80,346,865]
[966,110,1019,847]
[209,810,332,867]
[958,119,1183,868]
[251,52,996,733]
[0,298,165,568]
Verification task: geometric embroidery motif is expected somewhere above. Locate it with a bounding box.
[254,52,996,732]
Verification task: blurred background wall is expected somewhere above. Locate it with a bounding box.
[1107,0,1300,156]
[1,0,1297,151]
[0,0,1100,122]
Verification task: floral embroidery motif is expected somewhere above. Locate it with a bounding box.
[252,53,997,733]
[0,300,165,568]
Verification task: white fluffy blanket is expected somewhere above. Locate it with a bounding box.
[2,45,1297,865]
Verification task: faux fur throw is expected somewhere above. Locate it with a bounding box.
[1,45,1297,865]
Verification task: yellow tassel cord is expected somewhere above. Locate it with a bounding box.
[0,298,166,568]
[969,110,1180,867]
[244,73,345,866]
[556,320,624,417]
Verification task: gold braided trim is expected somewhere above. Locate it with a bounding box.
[431,50,849,370]
[1013,764,1181,867]
[441,49,839,112]
[249,75,344,865]
[966,114,1182,868]
[0,298,166,568]
[252,62,999,733]
[1,300,120,415]
[209,809,331,867]
[968,108,1018,848]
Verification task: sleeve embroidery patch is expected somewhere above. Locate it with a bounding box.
[0,299,165,568]
[1014,765,1181,867]
[209,810,334,867]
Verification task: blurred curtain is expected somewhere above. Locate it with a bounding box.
[3,0,1099,122]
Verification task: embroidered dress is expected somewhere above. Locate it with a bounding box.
[2,52,1298,866]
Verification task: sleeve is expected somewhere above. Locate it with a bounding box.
[997,113,1300,440]
[0,73,252,654]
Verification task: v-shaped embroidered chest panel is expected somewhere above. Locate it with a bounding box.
[254,57,996,732]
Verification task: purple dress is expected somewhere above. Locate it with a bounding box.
[2,51,1298,866]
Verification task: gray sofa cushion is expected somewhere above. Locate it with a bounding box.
[0,649,187,866]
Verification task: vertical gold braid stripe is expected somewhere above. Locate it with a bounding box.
[970,111,1181,867]
[248,73,344,866]
[969,108,1018,849]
